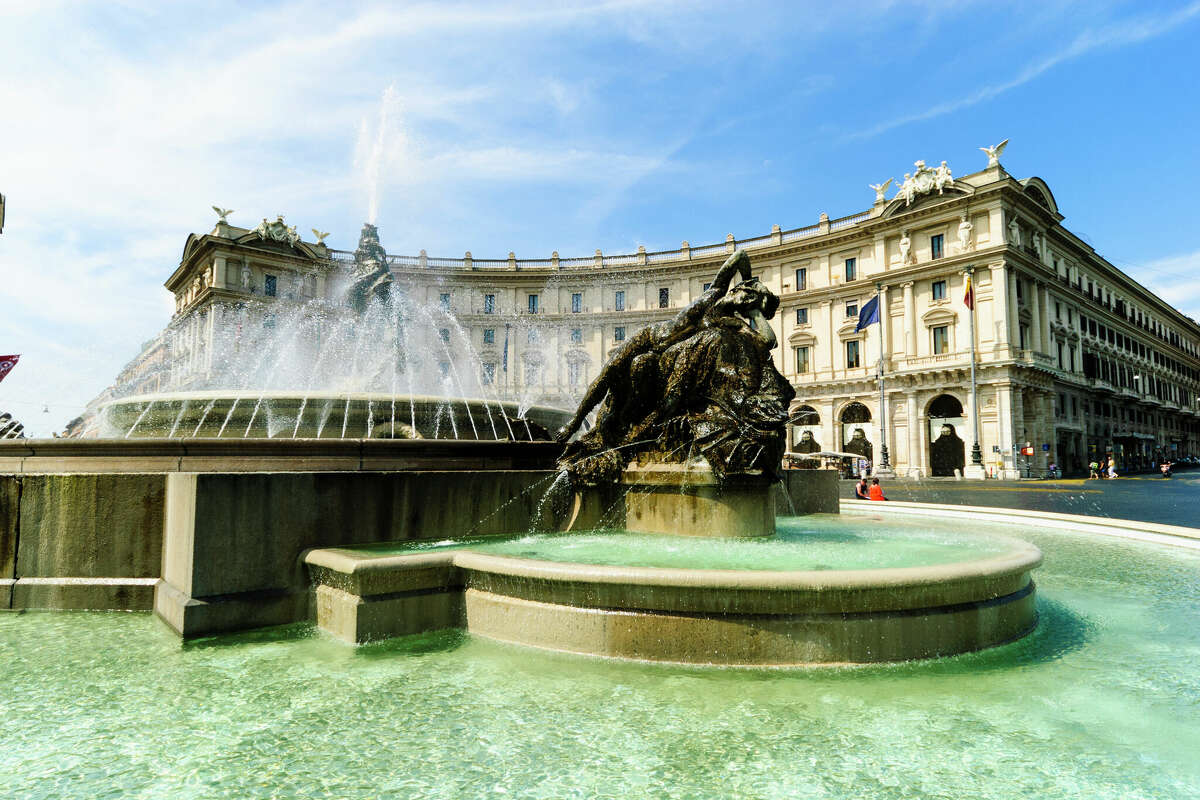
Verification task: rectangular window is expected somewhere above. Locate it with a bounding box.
[844,258,856,281]
[526,329,538,344]
[794,346,810,373]
[795,268,807,290]
[846,301,858,319]
[930,234,944,260]
[571,293,582,313]
[846,340,860,368]
[439,292,450,311]
[570,328,582,344]
[614,290,625,312]
[703,282,712,292]
[524,362,540,386]
[439,328,450,344]
[264,274,277,297]
[483,294,495,314]
[567,361,582,386]
[481,362,495,385]
[438,362,450,379]
[527,294,539,314]
[931,280,946,301]
[932,325,950,354]
[483,328,495,344]
[262,313,275,329]
[659,287,670,308]
[614,326,625,342]
[795,307,809,325]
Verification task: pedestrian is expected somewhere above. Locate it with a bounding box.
[854,477,870,499]
[1088,460,1099,480]
[868,477,887,501]
[1107,462,1118,479]
[1161,461,1172,479]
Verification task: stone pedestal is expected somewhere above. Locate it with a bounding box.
[963,464,988,480]
[620,464,774,538]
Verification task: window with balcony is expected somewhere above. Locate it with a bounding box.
[483,328,495,344]
[932,325,950,354]
[845,340,860,368]
[795,307,809,325]
[527,294,539,314]
[846,301,858,319]
[794,346,810,373]
[439,292,450,311]
[659,287,670,308]
[571,293,582,313]
[844,258,856,281]
[614,326,625,342]
[614,290,625,312]
[483,294,495,314]
[795,268,807,290]
[931,280,946,300]
[930,234,944,260]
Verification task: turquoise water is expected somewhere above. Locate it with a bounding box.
[2,521,1200,798]
[367,515,1015,571]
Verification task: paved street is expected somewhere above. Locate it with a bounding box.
[840,468,1200,529]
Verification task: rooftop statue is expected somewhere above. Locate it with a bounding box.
[557,249,794,485]
[346,222,394,313]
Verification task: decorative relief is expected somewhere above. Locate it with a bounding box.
[253,215,302,248]
[894,160,954,206]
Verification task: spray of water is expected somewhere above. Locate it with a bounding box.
[355,85,404,225]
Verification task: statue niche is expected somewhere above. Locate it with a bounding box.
[557,249,794,487]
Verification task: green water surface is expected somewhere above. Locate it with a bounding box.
[2,518,1199,798]
[369,514,1015,571]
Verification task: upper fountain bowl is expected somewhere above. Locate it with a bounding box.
[97,390,572,440]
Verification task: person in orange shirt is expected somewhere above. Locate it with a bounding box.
[868,477,887,501]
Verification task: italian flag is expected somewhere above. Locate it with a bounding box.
[963,275,974,310]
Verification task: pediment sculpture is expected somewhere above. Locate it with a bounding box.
[253,215,303,248]
[895,159,954,206]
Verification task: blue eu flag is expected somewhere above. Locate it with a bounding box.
[855,294,880,332]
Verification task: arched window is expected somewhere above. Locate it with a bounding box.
[840,402,871,423]
[928,394,964,419]
[792,405,819,425]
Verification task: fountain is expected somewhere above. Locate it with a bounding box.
[93,222,569,442]
[304,250,1042,664]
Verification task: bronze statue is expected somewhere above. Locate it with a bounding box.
[795,430,821,454]
[557,249,794,485]
[843,427,873,462]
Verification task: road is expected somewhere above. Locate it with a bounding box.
[839,468,1200,529]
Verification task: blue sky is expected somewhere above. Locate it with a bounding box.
[2,0,1199,435]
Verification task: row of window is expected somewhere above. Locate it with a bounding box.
[790,235,947,292]
[790,326,953,373]
[445,288,681,315]
[437,327,626,347]
[474,361,586,387]
[792,281,952,327]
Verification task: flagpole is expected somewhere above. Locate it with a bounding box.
[874,282,892,474]
[967,266,983,471]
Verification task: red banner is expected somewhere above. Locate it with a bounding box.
[0,354,19,384]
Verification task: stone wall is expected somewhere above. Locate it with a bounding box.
[1,474,165,610]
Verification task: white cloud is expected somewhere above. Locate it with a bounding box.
[1133,249,1200,321]
[849,1,1200,140]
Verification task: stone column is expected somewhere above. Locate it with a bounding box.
[1029,280,1043,353]
[1039,283,1052,356]
[1012,388,1026,477]
[824,300,836,375]
[819,398,837,455]
[1008,269,1021,349]
[878,284,890,360]
[990,262,1009,351]
[906,392,920,477]
[902,281,915,357]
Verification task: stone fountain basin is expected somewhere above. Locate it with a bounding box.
[304,535,1042,665]
[98,390,571,440]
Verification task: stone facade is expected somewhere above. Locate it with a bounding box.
[89,158,1200,475]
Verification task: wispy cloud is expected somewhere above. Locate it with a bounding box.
[849,1,1200,141]
[1133,249,1200,321]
